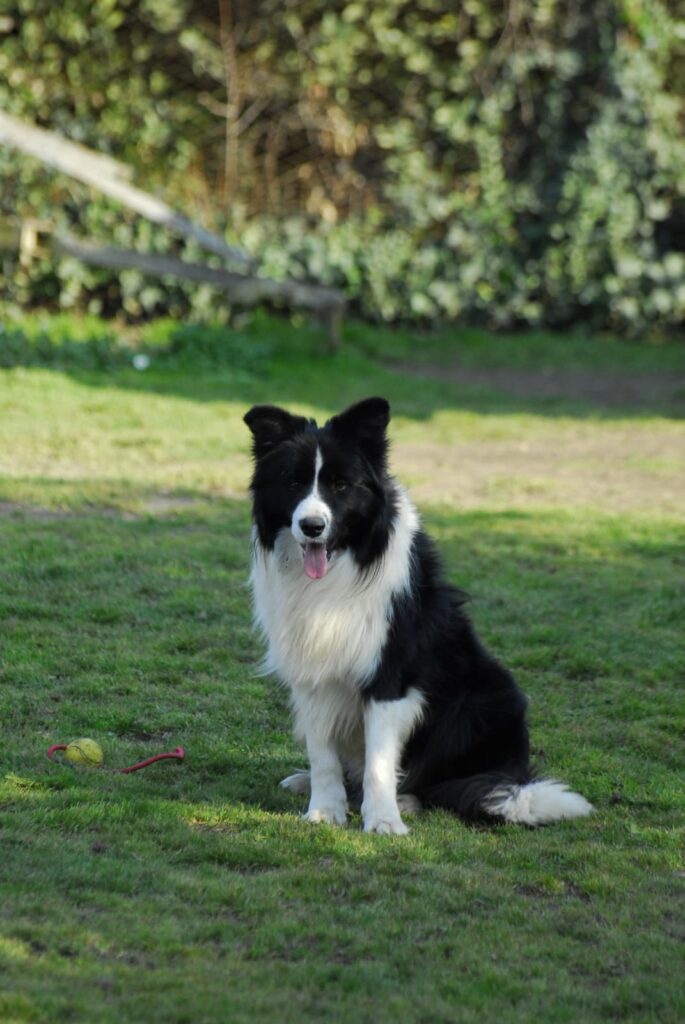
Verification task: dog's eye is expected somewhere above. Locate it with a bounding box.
[331,479,349,493]
[281,470,302,491]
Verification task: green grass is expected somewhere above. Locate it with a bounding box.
[1,314,684,1023]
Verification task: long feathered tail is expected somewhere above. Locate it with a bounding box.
[422,772,593,826]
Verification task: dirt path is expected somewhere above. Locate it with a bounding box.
[390,361,685,414]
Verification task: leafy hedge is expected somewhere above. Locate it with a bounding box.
[1,0,684,333]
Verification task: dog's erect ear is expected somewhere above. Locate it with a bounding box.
[328,397,390,468]
[244,405,311,459]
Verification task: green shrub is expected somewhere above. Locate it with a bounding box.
[0,0,683,334]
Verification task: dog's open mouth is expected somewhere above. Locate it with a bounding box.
[302,542,330,580]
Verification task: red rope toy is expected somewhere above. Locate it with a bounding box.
[47,743,185,773]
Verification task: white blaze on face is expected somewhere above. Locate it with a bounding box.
[291,447,332,579]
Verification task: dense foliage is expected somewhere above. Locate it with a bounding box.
[1,0,684,332]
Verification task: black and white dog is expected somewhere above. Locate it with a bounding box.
[244,397,592,835]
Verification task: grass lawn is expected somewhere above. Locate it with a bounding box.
[1,315,684,1023]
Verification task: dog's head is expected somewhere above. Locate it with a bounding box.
[244,398,393,578]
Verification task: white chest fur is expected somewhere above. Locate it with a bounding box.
[250,489,419,737]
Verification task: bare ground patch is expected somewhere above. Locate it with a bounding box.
[395,431,685,515]
[390,362,685,515]
[390,361,685,414]
[0,500,70,521]
[0,491,212,521]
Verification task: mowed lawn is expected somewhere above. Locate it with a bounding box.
[1,318,684,1023]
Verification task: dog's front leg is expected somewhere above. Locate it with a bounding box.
[362,694,422,835]
[302,731,347,826]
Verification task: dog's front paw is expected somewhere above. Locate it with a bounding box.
[363,810,409,836]
[303,805,347,826]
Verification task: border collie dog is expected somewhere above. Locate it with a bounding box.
[244,398,592,835]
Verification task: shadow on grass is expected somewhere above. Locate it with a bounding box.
[58,356,685,422]
[4,312,685,420]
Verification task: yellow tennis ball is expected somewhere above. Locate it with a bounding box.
[65,738,104,768]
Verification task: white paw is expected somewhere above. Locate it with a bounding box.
[280,770,311,795]
[303,803,347,826]
[397,793,422,816]
[363,812,409,836]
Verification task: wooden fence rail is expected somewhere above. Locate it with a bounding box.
[0,110,345,347]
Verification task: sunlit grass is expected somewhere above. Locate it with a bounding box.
[0,316,683,1023]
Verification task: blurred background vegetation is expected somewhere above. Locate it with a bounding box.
[1,0,684,335]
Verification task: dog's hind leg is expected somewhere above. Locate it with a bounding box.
[397,793,422,815]
[280,770,311,795]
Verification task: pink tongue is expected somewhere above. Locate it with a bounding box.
[303,543,328,580]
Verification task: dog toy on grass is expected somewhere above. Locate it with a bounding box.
[47,739,185,773]
[65,737,104,767]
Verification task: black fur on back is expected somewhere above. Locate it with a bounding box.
[360,529,534,820]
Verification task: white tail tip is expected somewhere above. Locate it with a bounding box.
[484,779,594,826]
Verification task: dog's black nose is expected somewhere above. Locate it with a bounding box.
[299,516,326,538]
